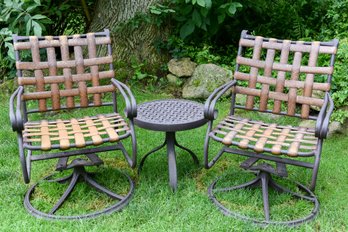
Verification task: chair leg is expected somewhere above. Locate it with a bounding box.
[23,157,134,220]
[48,171,79,214]
[118,119,137,168]
[310,140,323,191]
[260,172,270,222]
[208,163,320,226]
[17,132,30,184]
[204,121,226,169]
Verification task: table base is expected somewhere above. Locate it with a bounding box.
[138,132,199,191]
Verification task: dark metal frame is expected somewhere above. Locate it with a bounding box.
[203,30,338,225]
[134,99,206,191]
[9,29,137,219]
[138,131,199,191]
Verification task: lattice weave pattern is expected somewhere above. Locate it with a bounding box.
[211,116,318,157]
[234,36,338,118]
[23,113,129,150]
[14,31,115,111]
[137,100,204,125]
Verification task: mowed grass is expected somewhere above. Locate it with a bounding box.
[0,87,347,232]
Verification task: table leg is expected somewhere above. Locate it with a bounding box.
[138,141,166,173]
[174,138,199,165]
[166,132,177,191]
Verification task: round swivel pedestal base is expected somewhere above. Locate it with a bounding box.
[24,155,134,220]
[208,162,319,226]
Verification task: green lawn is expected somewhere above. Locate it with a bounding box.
[0,88,347,232]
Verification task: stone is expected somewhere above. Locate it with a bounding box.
[182,64,232,99]
[311,90,325,111]
[327,121,343,137]
[167,58,197,77]
[299,120,316,128]
[297,89,325,112]
[234,94,246,106]
[167,74,179,85]
[299,120,344,138]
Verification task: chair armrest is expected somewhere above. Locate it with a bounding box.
[315,92,334,139]
[111,78,137,119]
[204,80,237,120]
[9,86,24,132]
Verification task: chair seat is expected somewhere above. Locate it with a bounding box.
[210,116,318,157]
[23,113,130,151]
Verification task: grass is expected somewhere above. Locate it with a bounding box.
[0,87,347,232]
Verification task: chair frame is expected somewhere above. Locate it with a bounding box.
[203,30,338,225]
[204,30,337,191]
[9,29,137,219]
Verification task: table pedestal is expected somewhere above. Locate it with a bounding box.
[138,132,199,191]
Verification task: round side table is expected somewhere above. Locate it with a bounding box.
[134,99,207,191]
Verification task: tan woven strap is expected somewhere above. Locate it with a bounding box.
[212,116,318,157]
[301,42,320,118]
[23,113,129,150]
[246,36,263,109]
[273,40,290,114]
[14,32,116,111]
[235,35,337,118]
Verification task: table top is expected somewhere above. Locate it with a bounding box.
[134,99,207,132]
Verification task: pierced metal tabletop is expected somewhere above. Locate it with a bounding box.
[134,99,207,132]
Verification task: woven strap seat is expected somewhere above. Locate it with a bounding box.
[210,116,318,157]
[23,113,130,151]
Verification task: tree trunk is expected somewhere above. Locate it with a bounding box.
[89,0,169,74]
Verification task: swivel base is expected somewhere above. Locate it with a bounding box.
[208,159,319,226]
[24,154,134,220]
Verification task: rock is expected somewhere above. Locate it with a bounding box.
[168,58,197,77]
[167,74,179,85]
[311,90,325,111]
[299,120,316,128]
[327,121,343,137]
[234,94,246,106]
[299,120,344,138]
[297,89,325,112]
[182,64,232,99]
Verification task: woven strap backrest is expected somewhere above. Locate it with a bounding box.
[13,30,115,112]
[234,31,338,119]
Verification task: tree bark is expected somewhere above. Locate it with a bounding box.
[89,0,169,73]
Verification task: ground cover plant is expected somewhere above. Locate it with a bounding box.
[0,88,347,231]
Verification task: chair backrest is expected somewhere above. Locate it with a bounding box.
[13,29,115,112]
[232,30,338,119]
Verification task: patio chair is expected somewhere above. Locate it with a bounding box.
[9,29,137,219]
[204,30,338,225]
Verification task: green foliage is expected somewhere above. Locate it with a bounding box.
[330,38,348,123]
[0,0,94,82]
[150,0,242,40]
[0,0,50,81]
[322,0,348,38]
[243,0,330,40]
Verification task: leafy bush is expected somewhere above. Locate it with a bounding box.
[331,38,348,123]
[151,0,242,41]
[0,0,94,82]
[0,0,50,82]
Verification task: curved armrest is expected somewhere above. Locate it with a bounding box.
[9,86,24,132]
[111,79,137,119]
[204,80,237,120]
[315,93,334,139]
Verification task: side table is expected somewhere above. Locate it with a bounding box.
[134,99,207,191]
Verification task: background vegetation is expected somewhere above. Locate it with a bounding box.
[3,0,346,121]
